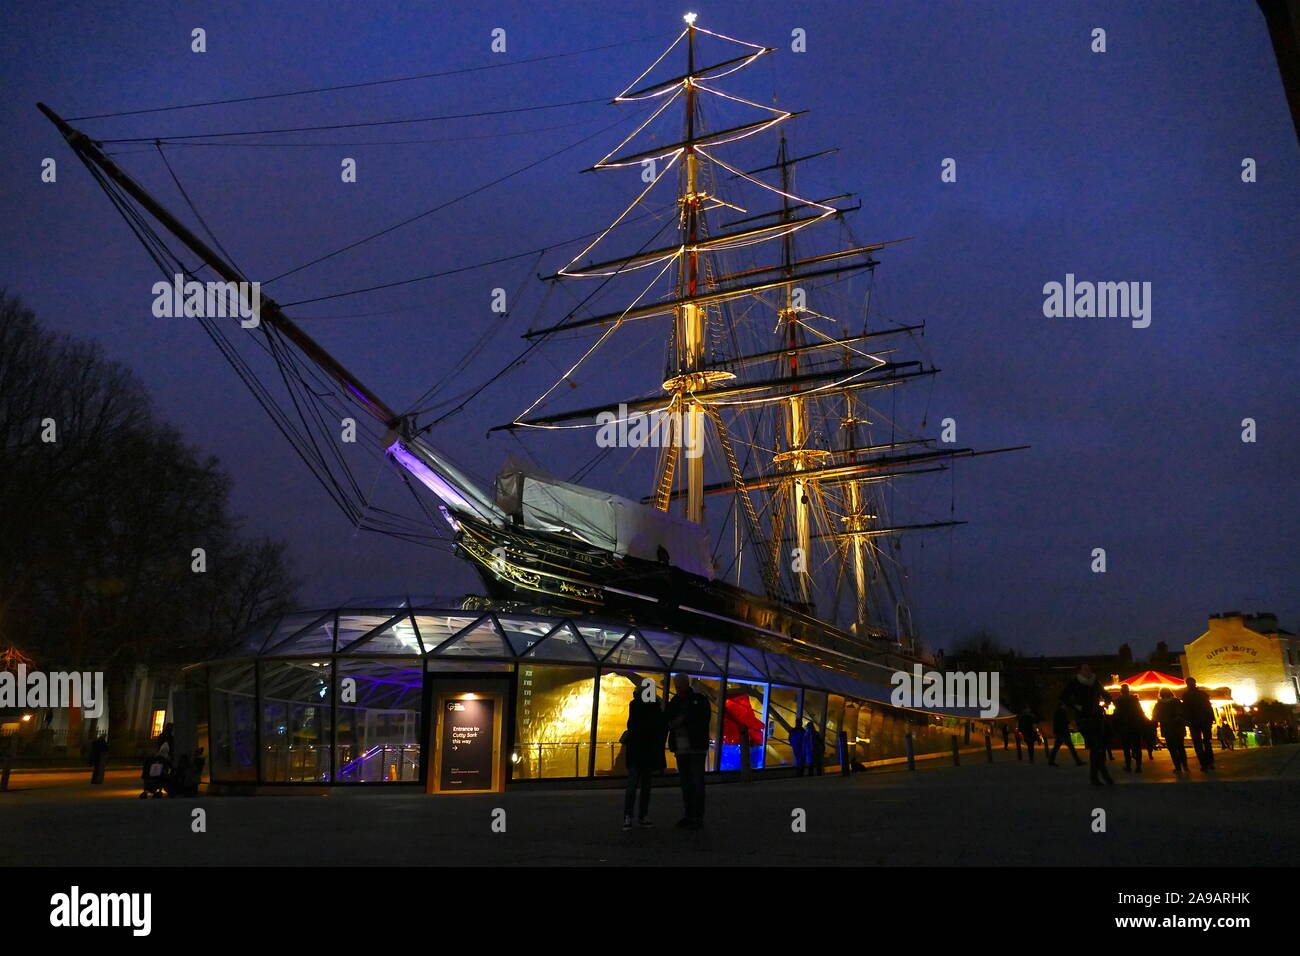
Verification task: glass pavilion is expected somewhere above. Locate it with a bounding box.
[184,597,993,791]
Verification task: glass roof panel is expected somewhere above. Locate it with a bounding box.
[602,630,665,668]
[348,615,424,655]
[497,615,555,656]
[523,622,595,662]
[434,616,511,657]
[412,614,480,651]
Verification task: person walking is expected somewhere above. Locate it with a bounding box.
[1017,706,1040,763]
[1060,664,1114,786]
[1153,688,1189,773]
[621,684,667,830]
[1000,723,1010,750]
[1047,701,1084,766]
[664,674,712,829]
[1182,678,1216,771]
[1114,684,1145,773]
[789,722,806,777]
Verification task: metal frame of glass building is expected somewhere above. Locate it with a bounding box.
[184,597,995,792]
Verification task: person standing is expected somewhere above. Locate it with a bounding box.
[665,674,712,829]
[88,734,110,784]
[1217,722,1234,751]
[1182,678,1216,771]
[1017,706,1040,763]
[1060,664,1114,786]
[805,721,825,775]
[789,721,806,777]
[1153,688,1189,773]
[621,684,667,830]
[1114,684,1145,773]
[1047,701,1084,766]
[1000,723,1010,750]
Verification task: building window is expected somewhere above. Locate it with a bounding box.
[150,709,167,739]
[513,664,596,780]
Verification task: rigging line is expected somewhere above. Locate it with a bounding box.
[154,141,245,277]
[270,327,370,503]
[512,256,679,426]
[68,32,676,121]
[285,206,662,309]
[401,247,546,417]
[97,97,613,143]
[105,174,367,523]
[151,118,596,149]
[426,210,680,433]
[267,111,637,287]
[87,159,426,540]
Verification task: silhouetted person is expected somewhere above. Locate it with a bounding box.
[1047,702,1084,766]
[1217,722,1234,751]
[1153,688,1189,772]
[789,722,807,776]
[1182,678,1215,770]
[665,674,711,829]
[622,686,667,830]
[1017,707,1039,763]
[1000,724,1010,750]
[1061,664,1113,786]
[804,721,824,776]
[1114,684,1145,773]
[88,734,109,784]
[1143,712,1157,760]
[140,743,171,799]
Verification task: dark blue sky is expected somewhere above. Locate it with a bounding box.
[3,0,1296,657]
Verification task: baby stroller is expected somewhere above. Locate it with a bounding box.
[140,751,172,799]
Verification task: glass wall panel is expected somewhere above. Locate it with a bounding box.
[594,669,666,776]
[765,684,800,767]
[855,699,873,763]
[513,664,596,779]
[799,689,826,772]
[210,662,257,781]
[842,698,862,767]
[334,659,422,782]
[721,679,768,770]
[259,660,332,782]
[824,694,846,770]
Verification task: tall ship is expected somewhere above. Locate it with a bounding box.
[41,17,1020,788]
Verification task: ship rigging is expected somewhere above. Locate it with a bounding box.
[38,16,1025,681]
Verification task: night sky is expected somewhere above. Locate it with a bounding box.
[2,0,1296,657]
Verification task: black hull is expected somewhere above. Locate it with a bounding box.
[453,517,920,680]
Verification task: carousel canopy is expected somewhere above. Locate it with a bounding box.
[1107,669,1185,691]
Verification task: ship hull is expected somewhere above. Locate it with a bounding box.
[453,516,918,679]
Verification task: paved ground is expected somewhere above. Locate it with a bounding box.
[3,744,1296,866]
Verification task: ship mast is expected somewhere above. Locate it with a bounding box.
[676,14,706,525]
